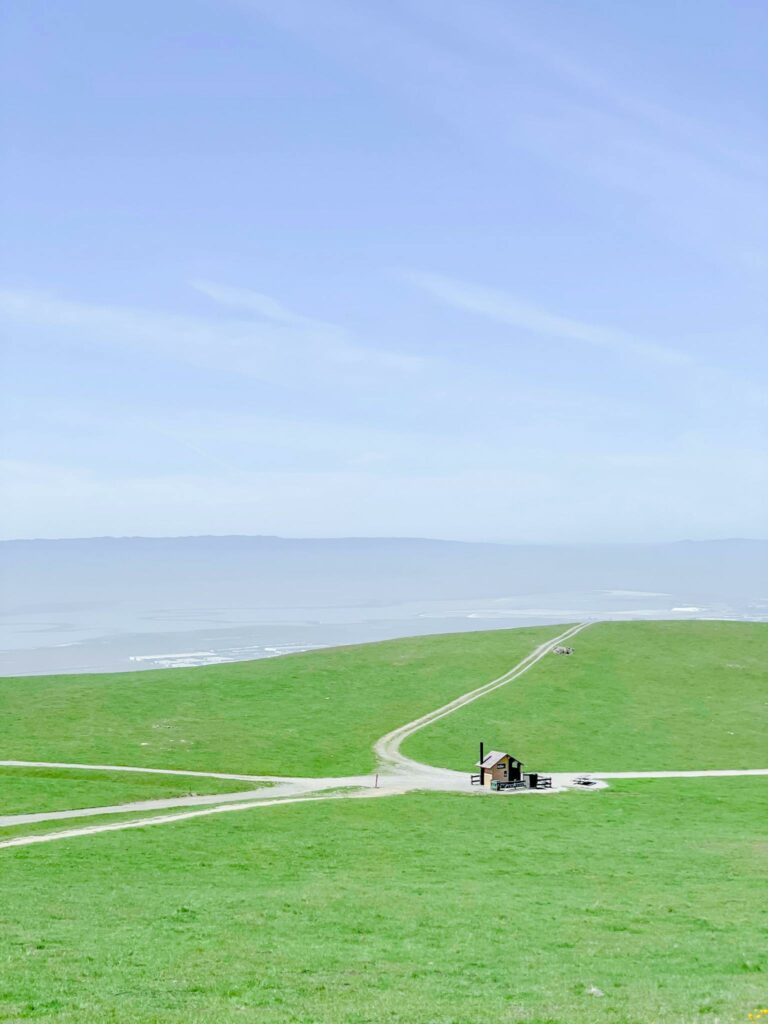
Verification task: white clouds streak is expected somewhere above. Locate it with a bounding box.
[408,271,693,367]
[193,280,338,330]
[192,280,424,372]
[0,285,423,380]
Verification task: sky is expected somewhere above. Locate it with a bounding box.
[1,0,766,543]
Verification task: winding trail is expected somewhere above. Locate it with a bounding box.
[1,620,765,850]
[375,622,589,774]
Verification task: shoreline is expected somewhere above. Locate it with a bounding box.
[1,612,765,679]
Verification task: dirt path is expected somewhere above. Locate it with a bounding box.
[0,759,292,783]
[0,788,396,851]
[374,622,590,774]
[0,782,306,829]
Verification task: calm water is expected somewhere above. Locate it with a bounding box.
[2,588,764,676]
[3,537,765,675]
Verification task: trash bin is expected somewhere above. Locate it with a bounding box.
[527,773,539,789]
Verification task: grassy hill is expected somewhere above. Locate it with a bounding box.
[0,625,564,776]
[1,620,766,1023]
[1,780,766,1023]
[404,620,768,772]
[2,621,765,777]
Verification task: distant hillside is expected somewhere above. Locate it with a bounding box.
[1,535,766,614]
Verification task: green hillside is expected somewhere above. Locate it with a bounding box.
[1,780,766,1024]
[3,621,762,778]
[0,625,565,776]
[404,620,768,772]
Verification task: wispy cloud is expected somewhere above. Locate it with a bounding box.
[407,271,693,367]
[192,279,424,372]
[0,284,423,379]
[193,280,337,330]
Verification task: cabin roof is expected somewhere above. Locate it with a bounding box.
[475,750,523,769]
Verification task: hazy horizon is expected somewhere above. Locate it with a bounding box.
[2,535,765,675]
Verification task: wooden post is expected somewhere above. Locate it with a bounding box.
[479,741,485,786]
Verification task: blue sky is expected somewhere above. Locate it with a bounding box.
[1,0,766,541]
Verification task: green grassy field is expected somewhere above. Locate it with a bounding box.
[1,780,766,1024]
[0,621,766,1024]
[0,767,257,816]
[404,620,768,772]
[0,625,564,776]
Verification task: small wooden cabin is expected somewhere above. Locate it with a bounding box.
[475,748,524,787]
